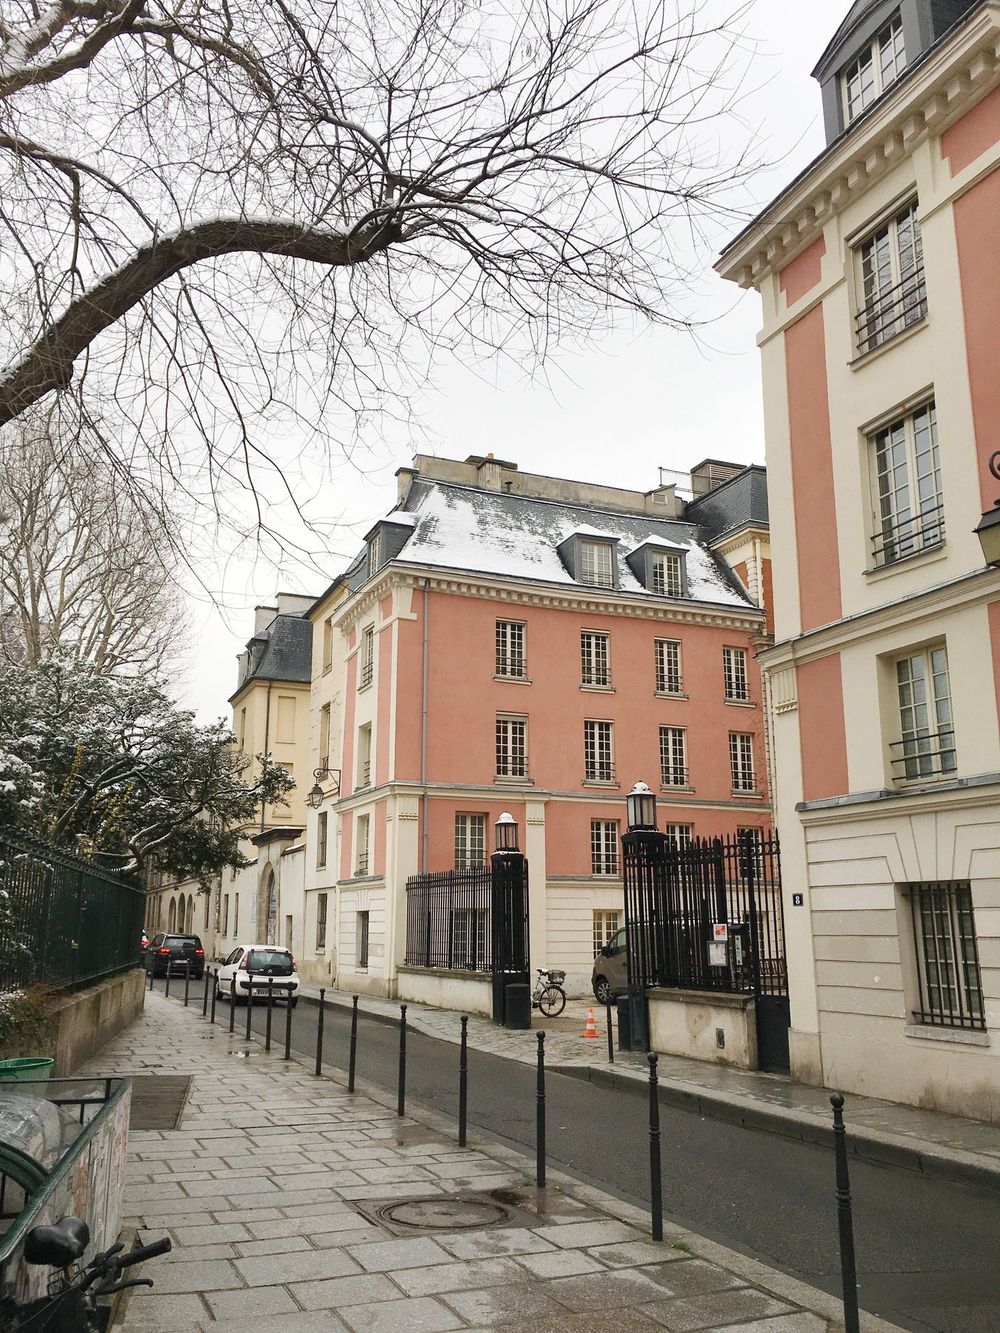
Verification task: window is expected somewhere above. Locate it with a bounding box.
[238,707,246,750]
[590,820,619,875]
[584,720,614,782]
[316,892,328,949]
[580,631,611,687]
[496,716,527,778]
[842,12,906,124]
[729,732,756,792]
[359,626,375,688]
[317,811,328,869]
[455,813,486,868]
[855,199,925,355]
[907,881,984,1030]
[233,893,239,937]
[357,911,370,968]
[654,639,682,694]
[870,401,943,567]
[892,646,955,780]
[319,703,331,765]
[222,894,229,935]
[659,726,687,787]
[664,823,693,848]
[322,617,334,671]
[357,723,372,788]
[367,531,381,580]
[579,540,614,588]
[593,909,621,953]
[495,620,526,679]
[452,910,487,969]
[355,814,370,875]
[723,646,750,702]
[650,552,683,597]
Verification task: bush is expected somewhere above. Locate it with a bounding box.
[0,985,55,1060]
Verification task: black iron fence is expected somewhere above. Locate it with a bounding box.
[0,830,145,992]
[404,866,493,972]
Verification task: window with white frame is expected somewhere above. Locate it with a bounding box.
[316,892,328,949]
[723,646,750,701]
[496,716,527,778]
[906,881,984,1030]
[654,639,682,694]
[367,531,381,579]
[664,822,693,848]
[581,630,611,687]
[584,720,614,782]
[317,811,328,869]
[659,726,687,787]
[593,909,621,952]
[590,820,619,875]
[357,910,370,968]
[579,540,614,588]
[495,619,526,678]
[650,552,683,597]
[357,723,372,788]
[319,703,331,766]
[892,646,956,781]
[454,813,486,868]
[870,401,943,567]
[729,732,756,792]
[842,12,906,124]
[355,814,370,875]
[359,625,374,688]
[855,198,925,355]
[322,617,334,671]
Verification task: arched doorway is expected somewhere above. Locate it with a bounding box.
[264,870,277,945]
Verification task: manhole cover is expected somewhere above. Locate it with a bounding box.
[371,1195,514,1232]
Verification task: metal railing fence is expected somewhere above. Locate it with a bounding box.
[404,866,493,972]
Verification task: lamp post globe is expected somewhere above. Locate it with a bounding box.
[626,781,657,832]
[306,783,324,811]
[494,811,520,853]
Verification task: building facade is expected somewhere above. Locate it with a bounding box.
[302,453,773,999]
[719,0,1000,1120]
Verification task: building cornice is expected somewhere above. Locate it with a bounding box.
[796,771,1000,824]
[717,6,1000,289]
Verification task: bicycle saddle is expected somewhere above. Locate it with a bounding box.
[24,1216,90,1266]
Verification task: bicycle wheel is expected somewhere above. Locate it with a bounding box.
[538,985,566,1017]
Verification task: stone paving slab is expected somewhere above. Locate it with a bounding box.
[80,990,900,1331]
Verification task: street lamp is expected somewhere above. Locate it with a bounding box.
[305,767,341,810]
[975,452,1000,568]
[494,811,520,853]
[626,780,657,831]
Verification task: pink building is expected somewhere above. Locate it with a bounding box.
[303,454,772,998]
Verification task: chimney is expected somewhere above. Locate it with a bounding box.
[253,604,277,635]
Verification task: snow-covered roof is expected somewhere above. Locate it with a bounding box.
[356,479,754,609]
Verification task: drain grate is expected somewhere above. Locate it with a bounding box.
[128,1075,191,1130]
[356,1191,528,1236]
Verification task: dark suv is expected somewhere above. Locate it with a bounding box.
[145,933,205,979]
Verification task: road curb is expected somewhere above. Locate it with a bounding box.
[551,1063,1000,1193]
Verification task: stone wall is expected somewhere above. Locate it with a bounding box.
[49,969,146,1074]
[647,988,758,1069]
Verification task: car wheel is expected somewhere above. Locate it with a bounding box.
[593,976,614,1005]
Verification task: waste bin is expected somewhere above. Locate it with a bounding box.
[616,993,648,1052]
[0,1058,54,1082]
[504,983,531,1030]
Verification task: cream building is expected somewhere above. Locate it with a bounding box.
[718,0,1000,1120]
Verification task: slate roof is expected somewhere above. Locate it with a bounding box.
[232,613,312,698]
[345,478,759,611]
[684,466,769,544]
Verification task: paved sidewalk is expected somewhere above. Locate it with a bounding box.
[82,990,899,1332]
[295,983,1000,1187]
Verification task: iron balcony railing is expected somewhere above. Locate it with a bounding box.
[855,268,927,355]
[871,501,944,568]
[655,673,683,694]
[890,729,957,781]
[358,760,371,789]
[582,668,611,687]
[495,655,526,679]
[660,766,689,787]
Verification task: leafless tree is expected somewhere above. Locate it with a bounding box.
[0,403,187,673]
[0,0,758,511]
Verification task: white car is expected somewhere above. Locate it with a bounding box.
[215,944,300,1005]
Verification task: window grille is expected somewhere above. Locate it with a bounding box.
[593,909,621,952]
[317,811,328,869]
[360,626,374,688]
[590,820,619,875]
[496,717,527,778]
[357,911,370,968]
[319,703,331,766]
[892,646,956,780]
[908,881,984,1030]
[584,720,614,782]
[729,732,755,791]
[842,12,906,123]
[871,401,943,567]
[663,823,693,848]
[579,540,614,588]
[581,631,611,687]
[856,199,925,355]
[316,892,328,948]
[650,553,683,597]
[355,815,370,875]
[454,813,486,868]
[659,726,687,787]
[495,620,526,678]
[654,639,682,694]
[357,724,372,788]
[723,646,750,701]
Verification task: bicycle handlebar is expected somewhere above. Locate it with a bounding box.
[118,1237,172,1268]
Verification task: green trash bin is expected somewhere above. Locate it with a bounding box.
[0,1058,54,1082]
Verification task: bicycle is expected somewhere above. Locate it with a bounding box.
[531,967,567,1017]
[2,1215,171,1332]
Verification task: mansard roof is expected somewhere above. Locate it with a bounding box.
[232,613,312,699]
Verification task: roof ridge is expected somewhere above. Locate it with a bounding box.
[411,475,693,528]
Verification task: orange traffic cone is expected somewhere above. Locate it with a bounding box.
[582,1007,599,1039]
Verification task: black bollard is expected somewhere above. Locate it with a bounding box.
[165,961,171,998]
[648,1052,663,1241]
[184,960,191,1007]
[536,1030,546,1188]
[245,972,255,1041]
[348,995,358,1092]
[831,1094,860,1333]
[605,1002,615,1064]
[315,987,326,1075]
[458,1015,469,1148]
[210,970,217,1026]
[283,988,293,1060]
[202,967,210,1017]
[397,1004,407,1117]
[148,966,153,991]
[265,977,274,1052]
[228,975,236,1033]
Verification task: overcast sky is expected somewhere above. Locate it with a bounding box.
[177,2,839,723]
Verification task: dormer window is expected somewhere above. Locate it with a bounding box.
[842,12,905,124]
[650,553,683,597]
[367,531,381,580]
[627,540,687,597]
[579,540,614,588]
